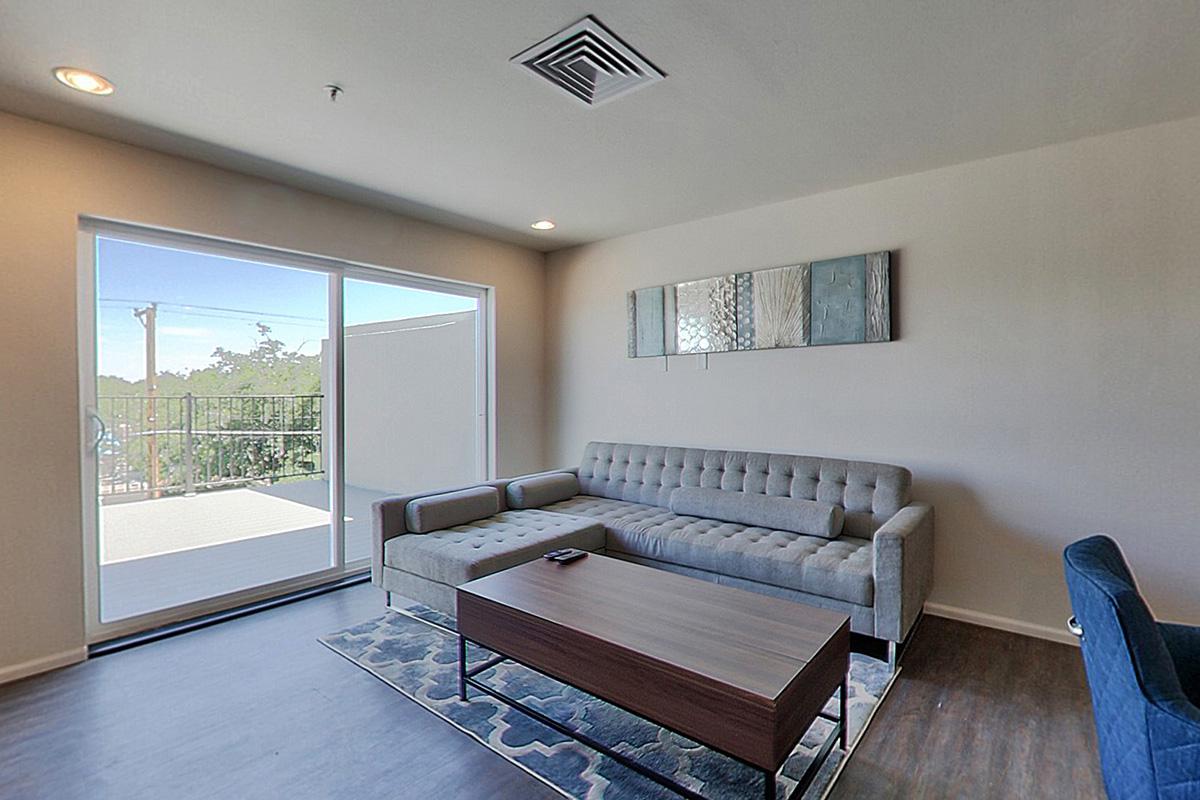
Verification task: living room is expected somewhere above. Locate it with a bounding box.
[2,2,1198,798]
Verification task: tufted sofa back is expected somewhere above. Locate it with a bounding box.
[577,441,912,539]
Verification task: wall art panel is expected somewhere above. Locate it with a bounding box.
[628,251,890,357]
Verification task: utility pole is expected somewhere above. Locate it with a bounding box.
[134,304,160,499]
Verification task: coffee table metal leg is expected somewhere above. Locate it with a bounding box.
[457,634,467,701]
[840,675,849,751]
[764,768,776,800]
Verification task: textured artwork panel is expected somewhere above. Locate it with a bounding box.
[626,291,637,357]
[811,255,867,345]
[735,272,755,349]
[865,252,890,342]
[676,275,737,354]
[752,264,809,348]
[663,285,678,354]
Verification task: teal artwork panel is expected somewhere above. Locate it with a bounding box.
[810,255,866,345]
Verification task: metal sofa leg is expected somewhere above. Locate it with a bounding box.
[886,610,927,672]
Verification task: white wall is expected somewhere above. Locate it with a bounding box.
[0,112,546,682]
[545,114,1200,640]
[326,311,480,493]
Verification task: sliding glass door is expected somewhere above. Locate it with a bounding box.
[78,222,490,641]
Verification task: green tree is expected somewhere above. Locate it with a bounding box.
[200,323,322,395]
[98,323,322,397]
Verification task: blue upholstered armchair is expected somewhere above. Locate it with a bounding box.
[1064,535,1200,799]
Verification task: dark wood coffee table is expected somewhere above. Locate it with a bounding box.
[455,554,851,800]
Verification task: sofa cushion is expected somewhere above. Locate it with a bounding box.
[404,486,501,534]
[506,472,580,509]
[608,515,874,606]
[539,493,873,606]
[669,486,844,539]
[384,509,605,586]
[539,495,678,529]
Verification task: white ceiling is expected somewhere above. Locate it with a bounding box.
[1,0,1199,251]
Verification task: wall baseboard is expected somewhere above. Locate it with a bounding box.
[924,602,1078,647]
[0,647,88,686]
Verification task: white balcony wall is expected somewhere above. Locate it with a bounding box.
[322,310,478,496]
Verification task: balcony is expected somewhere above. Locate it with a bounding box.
[96,394,387,622]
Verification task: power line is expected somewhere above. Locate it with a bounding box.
[147,310,326,328]
[97,297,325,322]
[98,303,327,329]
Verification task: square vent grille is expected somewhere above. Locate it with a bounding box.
[511,15,666,107]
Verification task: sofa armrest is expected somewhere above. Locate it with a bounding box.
[872,502,935,643]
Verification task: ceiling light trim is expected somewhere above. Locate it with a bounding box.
[52,66,115,96]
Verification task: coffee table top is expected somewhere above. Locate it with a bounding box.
[457,553,849,702]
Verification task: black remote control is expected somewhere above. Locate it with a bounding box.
[552,548,588,563]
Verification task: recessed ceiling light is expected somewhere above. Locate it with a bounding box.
[53,67,115,96]
[530,219,556,231]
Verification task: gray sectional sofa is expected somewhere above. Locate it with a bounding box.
[372,441,933,662]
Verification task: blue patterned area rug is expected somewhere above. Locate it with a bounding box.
[320,605,895,800]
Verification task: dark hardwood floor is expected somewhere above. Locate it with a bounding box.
[830,616,1106,799]
[0,585,1104,799]
[0,583,559,800]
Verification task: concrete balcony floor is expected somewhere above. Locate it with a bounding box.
[98,479,389,622]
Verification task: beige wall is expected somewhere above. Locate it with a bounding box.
[0,112,546,680]
[546,114,1200,641]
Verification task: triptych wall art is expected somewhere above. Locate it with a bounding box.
[627,251,890,358]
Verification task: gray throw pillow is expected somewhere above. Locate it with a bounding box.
[506,472,579,509]
[669,486,844,539]
[405,486,501,533]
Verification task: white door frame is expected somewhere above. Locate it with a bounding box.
[77,217,494,643]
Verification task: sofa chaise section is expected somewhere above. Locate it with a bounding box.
[371,479,605,613]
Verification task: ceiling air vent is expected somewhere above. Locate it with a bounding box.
[511,15,666,107]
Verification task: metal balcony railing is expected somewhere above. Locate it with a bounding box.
[97,393,323,500]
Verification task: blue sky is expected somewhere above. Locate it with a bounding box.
[97,237,477,380]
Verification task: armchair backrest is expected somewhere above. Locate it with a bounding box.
[1063,535,1191,799]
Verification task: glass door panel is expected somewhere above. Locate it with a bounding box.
[92,236,334,623]
[341,277,484,563]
